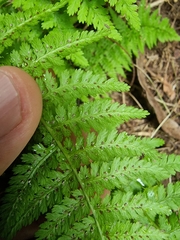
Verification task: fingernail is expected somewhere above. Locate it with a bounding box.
[0,71,22,137]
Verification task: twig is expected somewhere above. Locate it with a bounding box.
[150,110,172,138]
[127,92,143,109]
[149,0,165,8]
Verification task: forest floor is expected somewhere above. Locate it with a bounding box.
[116,0,180,183]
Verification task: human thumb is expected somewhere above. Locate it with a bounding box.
[0,66,42,175]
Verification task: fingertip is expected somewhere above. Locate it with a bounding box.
[0,66,42,174]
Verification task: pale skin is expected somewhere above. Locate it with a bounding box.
[0,66,42,175]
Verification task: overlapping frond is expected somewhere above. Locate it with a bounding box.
[105,0,140,30]
[0,144,70,240]
[84,39,132,78]
[0,1,67,54]
[7,29,109,76]
[67,0,121,41]
[139,1,180,48]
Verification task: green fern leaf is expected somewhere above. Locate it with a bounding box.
[108,221,168,239]
[76,0,111,30]
[67,0,82,16]
[28,29,109,76]
[41,69,129,103]
[35,190,90,240]
[84,39,132,79]
[0,144,67,240]
[54,100,148,134]
[106,0,141,30]
[0,2,68,54]
[139,1,180,48]
[66,50,89,68]
[69,130,164,169]
[84,156,169,192]
[67,0,121,41]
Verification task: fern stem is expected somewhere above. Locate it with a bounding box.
[41,118,105,239]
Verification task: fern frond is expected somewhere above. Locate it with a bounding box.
[35,190,91,240]
[67,0,121,41]
[110,2,180,59]
[84,38,132,79]
[37,187,170,239]
[85,0,179,80]
[0,144,69,240]
[38,214,97,240]
[0,1,67,54]
[98,191,171,224]
[0,169,73,240]
[109,8,144,56]
[67,0,111,30]
[139,1,180,48]
[78,0,111,30]
[106,0,141,30]
[8,29,110,76]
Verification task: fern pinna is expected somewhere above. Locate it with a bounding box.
[0,0,180,239]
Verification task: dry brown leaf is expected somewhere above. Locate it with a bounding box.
[137,54,180,140]
[162,78,176,100]
[174,49,180,59]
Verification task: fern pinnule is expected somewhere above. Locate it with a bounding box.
[108,221,168,240]
[158,154,180,177]
[109,0,140,31]
[67,0,82,16]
